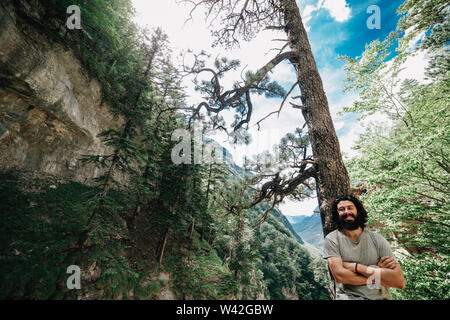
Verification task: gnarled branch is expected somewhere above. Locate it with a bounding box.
[187,50,299,130]
[249,165,316,208]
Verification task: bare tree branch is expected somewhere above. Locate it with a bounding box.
[187,50,299,130]
[264,25,286,30]
[256,81,299,130]
[249,165,316,208]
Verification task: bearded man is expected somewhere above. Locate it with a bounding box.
[323,195,405,300]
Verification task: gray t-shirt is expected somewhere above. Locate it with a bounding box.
[323,229,393,300]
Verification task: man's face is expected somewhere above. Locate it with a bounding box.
[337,200,359,230]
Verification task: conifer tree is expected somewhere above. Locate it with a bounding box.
[182,0,351,237]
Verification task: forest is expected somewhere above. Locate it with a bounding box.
[0,0,448,301]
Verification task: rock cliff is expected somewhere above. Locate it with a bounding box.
[0,0,122,182]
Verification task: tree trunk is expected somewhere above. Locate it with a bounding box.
[205,163,213,202]
[158,229,169,265]
[188,217,195,238]
[281,0,351,237]
[206,229,212,244]
[200,228,205,242]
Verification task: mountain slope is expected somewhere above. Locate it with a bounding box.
[0,0,328,300]
[287,210,324,250]
[270,209,304,245]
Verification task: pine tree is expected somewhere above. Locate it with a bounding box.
[182,0,351,239]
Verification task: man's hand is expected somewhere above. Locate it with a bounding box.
[378,256,397,270]
[338,257,405,289]
[327,257,368,286]
[341,257,396,271]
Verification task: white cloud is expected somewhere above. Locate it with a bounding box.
[131,0,306,168]
[320,0,352,23]
[270,61,298,85]
[320,65,345,97]
[396,50,430,84]
[303,4,319,18]
[336,51,431,160]
[302,4,321,32]
[334,121,346,131]
[131,0,355,211]
[301,0,352,31]
[278,196,319,216]
[132,0,212,53]
[338,123,363,158]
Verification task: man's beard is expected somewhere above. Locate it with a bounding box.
[338,214,360,230]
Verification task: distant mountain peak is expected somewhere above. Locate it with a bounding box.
[287,211,324,251]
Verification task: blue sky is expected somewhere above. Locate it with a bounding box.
[131,0,414,215]
[305,0,403,59]
[294,0,404,138]
[284,0,404,214]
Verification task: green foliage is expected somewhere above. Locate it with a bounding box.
[338,31,404,119]
[167,237,239,299]
[341,0,449,300]
[0,2,188,298]
[206,164,328,300]
[134,280,163,300]
[43,0,153,114]
[2,0,330,301]
[397,0,449,78]
[0,172,82,299]
[393,253,449,300]
[255,210,329,300]
[0,172,131,299]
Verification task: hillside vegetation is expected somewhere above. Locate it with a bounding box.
[0,0,329,300]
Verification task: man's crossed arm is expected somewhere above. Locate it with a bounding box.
[328,256,405,289]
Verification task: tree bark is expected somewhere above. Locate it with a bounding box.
[158,229,169,265]
[188,217,195,238]
[280,0,351,237]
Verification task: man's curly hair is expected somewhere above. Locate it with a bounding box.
[331,195,368,230]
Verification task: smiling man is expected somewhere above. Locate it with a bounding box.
[323,195,405,300]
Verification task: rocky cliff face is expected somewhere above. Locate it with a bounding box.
[0,0,122,182]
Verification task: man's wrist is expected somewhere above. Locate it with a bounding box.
[356,264,376,278]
